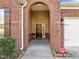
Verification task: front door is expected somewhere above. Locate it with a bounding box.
[36,24,42,38]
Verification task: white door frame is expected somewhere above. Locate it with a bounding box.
[35,23,45,38]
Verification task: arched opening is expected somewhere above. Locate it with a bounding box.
[28,3,50,41]
[23,3,54,58]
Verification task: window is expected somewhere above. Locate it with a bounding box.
[0,9,10,38]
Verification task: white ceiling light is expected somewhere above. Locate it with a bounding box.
[38,4,42,6]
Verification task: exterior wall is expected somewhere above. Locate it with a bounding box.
[31,11,49,39]
[61,9,79,17]
[0,0,65,51]
[31,11,49,34]
[29,11,32,39]
[60,9,79,48]
[0,0,21,50]
[24,0,62,50]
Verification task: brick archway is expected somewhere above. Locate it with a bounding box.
[23,0,63,51]
[29,3,50,39]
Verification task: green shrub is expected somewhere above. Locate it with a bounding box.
[0,37,18,59]
[54,48,60,54]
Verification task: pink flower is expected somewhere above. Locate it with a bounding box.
[59,48,65,54]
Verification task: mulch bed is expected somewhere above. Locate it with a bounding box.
[53,51,72,57]
[17,50,26,59]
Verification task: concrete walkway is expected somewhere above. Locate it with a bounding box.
[21,39,54,59]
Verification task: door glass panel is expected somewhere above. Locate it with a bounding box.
[36,24,42,38]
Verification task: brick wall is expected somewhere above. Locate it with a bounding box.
[61,9,79,17]
[23,0,62,50]
[0,0,21,50]
[0,0,72,51]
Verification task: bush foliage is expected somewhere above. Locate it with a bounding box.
[0,37,18,59]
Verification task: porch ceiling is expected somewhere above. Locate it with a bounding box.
[31,3,48,11]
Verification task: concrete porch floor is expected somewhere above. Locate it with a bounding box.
[21,39,54,59]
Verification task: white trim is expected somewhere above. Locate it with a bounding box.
[21,1,27,50]
[42,24,45,38]
[64,17,79,19]
[61,2,79,4]
[60,7,79,9]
